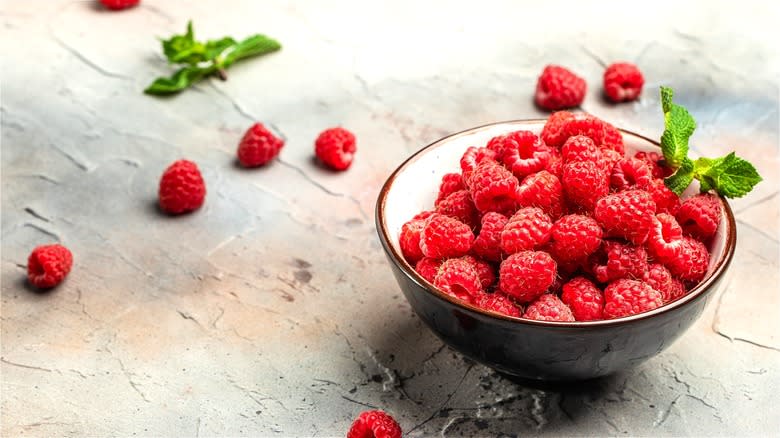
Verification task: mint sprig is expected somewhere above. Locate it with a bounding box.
[659,87,762,198]
[145,21,281,95]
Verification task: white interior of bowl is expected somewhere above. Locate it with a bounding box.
[382,120,730,283]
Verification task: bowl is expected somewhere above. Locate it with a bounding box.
[375,119,736,382]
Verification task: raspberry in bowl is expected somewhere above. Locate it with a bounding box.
[375,117,736,382]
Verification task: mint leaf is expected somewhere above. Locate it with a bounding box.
[660,86,674,113]
[144,65,215,95]
[660,100,696,167]
[162,21,208,65]
[664,157,695,195]
[204,37,238,61]
[223,34,282,66]
[695,152,762,198]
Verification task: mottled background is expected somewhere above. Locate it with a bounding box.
[1,0,779,436]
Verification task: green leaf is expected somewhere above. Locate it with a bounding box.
[144,65,215,95]
[660,104,696,167]
[162,21,208,65]
[204,37,238,61]
[223,34,281,66]
[695,152,762,198]
[660,86,674,113]
[664,157,695,195]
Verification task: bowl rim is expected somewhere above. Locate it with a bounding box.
[375,118,737,328]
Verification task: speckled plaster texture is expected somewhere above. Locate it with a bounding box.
[1,0,779,436]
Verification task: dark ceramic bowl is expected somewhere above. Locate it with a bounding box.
[376,120,736,382]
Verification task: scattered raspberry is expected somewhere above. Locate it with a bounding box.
[645,179,681,215]
[676,194,722,241]
[548,214,603,263]
[460,146,497,186]
[99,0,139,10]
[434,258,483,302]
[477,292,522,317]
[540,111,575,147]
[591,240,648,283]
[603,279,663,318]
[644,264,686,303]
[534,65,587,111]
[610,158,652,191]
[435,173,466,206]
[467,160,521,215]
[561,135,600,164]
[499,251,556,303]
[665,237,710,282]
[472,212,509,262]
[523,294,575,322]
[561,277,604,321]
[495,131,550,179]
[634,151,671,178]
[347,410,402,438]
[158,159,206,214]
[27,244,73,289]
[562,160,609,211]
[420,215,474,259]
[517,170,565,219]
[603,62,645,103]
[594,190,656,244]
[236,123,285,167]
[601,122,626,155]
[415,257,443,284]
[399,218,426,264]
[314,127,356,171]
[435,190,479,229]
[501,207,553,254]
[461,255,496,290]
[646,213,685,264]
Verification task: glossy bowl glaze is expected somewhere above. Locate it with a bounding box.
[376,120,736,382]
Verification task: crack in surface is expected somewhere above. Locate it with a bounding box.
[24,207,50,222]
[23,223,60,241]
[407,363,474,434]
[1,357,54,373]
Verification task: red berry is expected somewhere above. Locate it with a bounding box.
[603,279,663,319]
[415,257,442,284]
[644,264,686,303]
[236,123,285,167]
[399,218,426,264]
[314,127,356,171]
[540,111,575,147]
[99,0,139,10]
[435,173,466,206]
[666,237,710,282]
[477,292,522,317]
[435,190,479,229]
[523,294,575,322]
[544,147,564,179]
[500,207,553,254]
[412,210,435,221]
[534,65,587,111]
[610,158,652,191]
[561,135,600,164]
[347,410,402,438]
[646,213,686,264]
[466,160,521,216]
[461,255,496,290]
[563,161,609,212]
[645,179,682,215]
[603,62,645,103]
[676,194,722,241]
[594,190,656,244]
[561,115,607,148]
[494,131,550,179]
[420,214,474,259]
[591,240,648,283]
[434,258,483,302]
[548,214,603,263]
[158,159,206,214]
[601,122,626,155]
[472,212,509,262]
[499,251,556,303]
[460,146,497,186]
[561,277,604,321]
[634,151,671,178]
[27,244,73,289]
[517,170,565,219]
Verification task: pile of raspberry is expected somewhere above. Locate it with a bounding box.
[398,111,721,321]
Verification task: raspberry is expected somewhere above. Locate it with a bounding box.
[314,127,356,171]
[415,257,442,284]
[644,264,686,303]
[347,410,402,438]
[472,212,509,262]
[435,173,466,206]
[236,123,285,168]
[434,258,483,302]
[534,65,587,111]
[500,207,553,254]
[499,251,556,303]
[27,244,73,289]
[544,147,564,180]
[603,62,645,103]
[562,161,609,211]
[99,0,139,10]
[600,149,623,172]
[495,131,550,179]
[666,237,709,282]
[601,122,626,155]
[399,218,426,264]
[420,215,474,259]
[540,111,575,147]
[610,158,652,191]
[412,210,435,221]
[523,294,575,322]
[460,146,497,186]
[548,214,603,262]
[645,179,681,215]
[646,213,685,264]
[676,194,722,241]
[634,151,671,178]
[561,115,607,148]
[591,240,648,283]
[561,135,600,163]
[435,190,479,229]
[561,277,604,321]
[158,159,206,214]
[603,279,662,319]
[517,170,565,219]
[477,292,522,317]
[594,190,656,244]
[467,160,521,216]
[461,255,496,290]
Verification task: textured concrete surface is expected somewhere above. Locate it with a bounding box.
[2,0,779,436]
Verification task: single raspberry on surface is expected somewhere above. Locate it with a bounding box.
[460,146,497,186]
[676,194,722,241]
[27,244,73,289]
[415,257,443,284]
[435,173,466,206]
[99,0,139,10]
[601,122,625,155]
[501,207,553,254]
[591,240,648,283]
[534,65,587,111]
[594,190,656,244]
[548,214,603,263]
[495,131,550,179]
[645,179,681,215]
[420,215,474,259]
[611,158,652,191]
[603,62,645,103]
[461,255,496,290]
[467,160,521,216]
[347,410,402,438]
[646,213,685,264]
[517,170,565,219]
[435,190,479,229]
[499,251,556,303]
[236,122,285,168]
[523,294,575,322]
[561,135,600,164]
[563,161,609,212]
[314,127,356,171]
[561,277,604,321]
[399,218,426,264]
[477,292,522,317]
[472,212,509,262]
[540,111,575,147]
[603,279,663,319]
[634,151,671,178]
[434,258,483,302]
[158,159,206,214]
[665,237,710,282]
[644,264,686,303]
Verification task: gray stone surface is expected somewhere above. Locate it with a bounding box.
[2,0,779,436]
